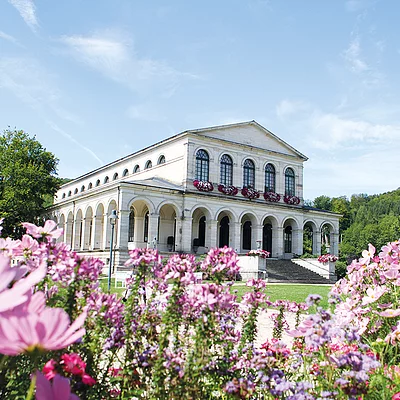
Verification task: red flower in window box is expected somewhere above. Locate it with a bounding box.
[283,195,300,205]
[193,180,214,192]
[241,187,260,199]
[263,191,281,202]
[218,184,238,196]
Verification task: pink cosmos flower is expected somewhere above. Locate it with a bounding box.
[359,243,376,265]
[0,255,46,313]
[361,285,386,305]
[23,220,63,240]
[0,293,87,355]
[378,309,400,318]
[35,371,80,400]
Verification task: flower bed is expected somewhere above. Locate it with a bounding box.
[2,217,400,399]
[217,184,239,196]
[193,179,213,192]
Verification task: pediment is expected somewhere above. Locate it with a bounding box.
[188,121,307,160]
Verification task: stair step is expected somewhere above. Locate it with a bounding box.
[266,260,336,284]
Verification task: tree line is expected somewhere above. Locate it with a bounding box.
[311,191,400,262]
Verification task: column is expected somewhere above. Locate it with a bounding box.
[232,222,241,253]
[274,227,284,258]
[314,230,321,256]
[102,214,108,249]
[181,217,192,253]
[147,213,159,248]
[208,219,218,249]
[133,216,144,248]
[175,217,183,252]
[252,224,263,251]
[331,233,339,256]
[292,228,303,256]
[116,210,130,250]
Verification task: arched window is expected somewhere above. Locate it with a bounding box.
[133,165,140,173]
[265,163,276,192]
[284,226,292,253]
[113,173,118,180]
[145,160,152,170]
[80,185,85,192]
[243,159,255,188]
[128,209,135,242]
[242,221,252,250]
[68,191,72,197]
[88,182,93,189]
[220,154,233,186]
[157,155,166,165]
[199,216,206,247]
[144,212,149,243]
[74,188,78,195]
[195,149,209,181]
[285,168,295,196]
[95,179,100,187]
[62,193,66,199]
[122,169,128,177]
[104,176,109,184]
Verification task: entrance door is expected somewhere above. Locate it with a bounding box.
[219,216,229,247]
[263,223,272,254]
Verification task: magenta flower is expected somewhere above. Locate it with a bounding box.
[0,296,87,355]
[35,371,80,400]
[22,220,63,240]
[0,255,46,313]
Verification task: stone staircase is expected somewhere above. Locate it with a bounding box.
[265,259,337,284]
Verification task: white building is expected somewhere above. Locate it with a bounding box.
[49,121,340,268]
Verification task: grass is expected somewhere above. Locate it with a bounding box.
[232,283,332,309]
[99,276,332,309]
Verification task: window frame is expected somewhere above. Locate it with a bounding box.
[220,154,233,186]
[195,149,210,181]
[243,159,255,188]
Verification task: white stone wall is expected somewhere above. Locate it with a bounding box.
[48,122,340,269]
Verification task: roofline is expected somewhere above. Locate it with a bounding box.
[186,120,308,161]
[61,120,307,188]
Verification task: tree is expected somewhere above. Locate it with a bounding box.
[0,128,61,237]
[313,195,332,211]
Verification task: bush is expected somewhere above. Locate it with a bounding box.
[1,219,400,399]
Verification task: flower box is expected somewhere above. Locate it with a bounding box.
[193,180,214,192]
[263,191,281,202]
[241,187,260,199]
[217,184,238,196]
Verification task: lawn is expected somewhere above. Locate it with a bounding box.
[232,282,332,309]
[100,276,332,309]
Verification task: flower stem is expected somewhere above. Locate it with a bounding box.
[26,373,37,400]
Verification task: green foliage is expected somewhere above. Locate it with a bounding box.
[313,195,332,211]
[0,128,61,237]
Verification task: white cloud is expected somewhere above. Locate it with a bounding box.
[276,100,310,119]
[8,0,38,31]
[0,31,21,46]
[343,35,369,73]
[127,104,165,122]
[0,57,102,164]
[59,31,198,95]
[275,99,400,150]
[310,112,399,149]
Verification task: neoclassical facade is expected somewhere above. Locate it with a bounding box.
[49,121,340,267]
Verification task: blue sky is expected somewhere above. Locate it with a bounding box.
[1,0,399,201]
